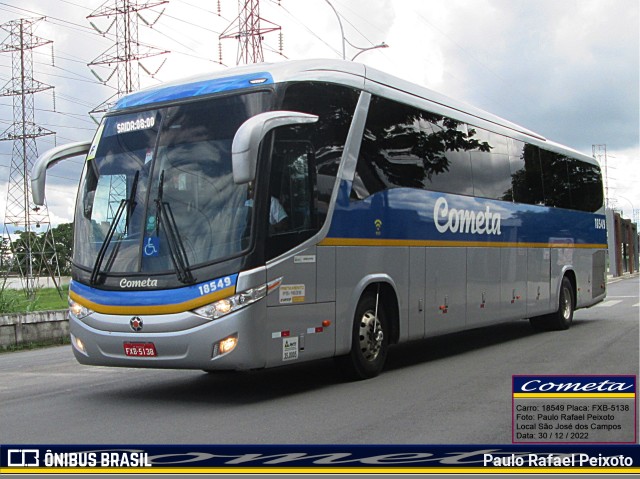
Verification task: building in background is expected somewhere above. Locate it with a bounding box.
[606,209,638,277]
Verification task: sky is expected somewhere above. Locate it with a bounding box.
[0,0,637,229]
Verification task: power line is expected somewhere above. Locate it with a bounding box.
[87,0,170,115]
[272,0,341,57]
[0,2,113,39]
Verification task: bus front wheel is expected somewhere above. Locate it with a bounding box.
[340,292,389,380]
[530,276,574,331]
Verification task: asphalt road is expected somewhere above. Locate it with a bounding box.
[1,275,637,445]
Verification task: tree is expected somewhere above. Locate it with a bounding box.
[7,223,73,281]
[0,237,12,272]
[50,223,74,276]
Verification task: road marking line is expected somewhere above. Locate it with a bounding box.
[595,300,623,307]
[633,303,639,308]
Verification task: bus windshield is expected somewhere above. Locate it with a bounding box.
[74,91,271,282]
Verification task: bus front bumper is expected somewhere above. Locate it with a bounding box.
[69,304,267,371]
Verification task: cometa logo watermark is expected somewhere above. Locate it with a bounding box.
[518,379,634,393]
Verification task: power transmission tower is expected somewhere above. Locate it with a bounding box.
[88,0,170,116]
[220,0,282,65]
[0,17,60,297]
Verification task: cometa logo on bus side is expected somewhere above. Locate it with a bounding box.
[434,197,502,236]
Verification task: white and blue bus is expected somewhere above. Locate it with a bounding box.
[33,60,607,379]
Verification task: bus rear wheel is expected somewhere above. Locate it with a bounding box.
[530,277,574,331]
[340,292,389,380]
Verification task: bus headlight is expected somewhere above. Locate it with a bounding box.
[68,297,93,319]
[194,285,266,319]
[193,277,282,320]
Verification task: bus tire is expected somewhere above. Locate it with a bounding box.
[530,277,574,331]
[340,292,389,380]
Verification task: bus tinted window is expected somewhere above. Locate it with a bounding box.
[354,96,479,199]
[511,143,544,206]
[508,142,602,212]
[568,159,603,212]
[356,96,430,196]
[266,82,359,259]
[505,138,524,202]
[430,120,475,196]
[540,149,572,208]
[280,82,360,222]
[469,127,512,200]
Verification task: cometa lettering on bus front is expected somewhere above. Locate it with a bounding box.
[434,197,502,235]
[119,277,158,288]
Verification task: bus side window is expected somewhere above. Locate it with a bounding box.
[266,139,318,259]
[468,127,511,200]
[355,95,477,199]
[567,159,603,212]
[271,141,315,233]
[539,149,571,208]
[511,144,544,206]
[280,81,360,225]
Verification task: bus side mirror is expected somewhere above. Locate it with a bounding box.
[31,141,92,206]
[232,111,318,184]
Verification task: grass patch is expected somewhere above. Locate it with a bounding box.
[0,336,70,353]
[0,284,68,314]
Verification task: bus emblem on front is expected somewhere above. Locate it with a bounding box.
[130,317,143,332]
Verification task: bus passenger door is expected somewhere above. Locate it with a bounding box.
[264,140,335,367]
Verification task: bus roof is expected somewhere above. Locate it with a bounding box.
[114,59,597,166]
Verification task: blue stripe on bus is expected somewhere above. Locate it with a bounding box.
[69,274,238,312]
[115,73,274,110]
[327,183,607,247]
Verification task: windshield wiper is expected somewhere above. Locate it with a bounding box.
[155,170,196,284]
[89,171,139,285]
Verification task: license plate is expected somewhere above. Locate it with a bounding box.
[124,342,157,357]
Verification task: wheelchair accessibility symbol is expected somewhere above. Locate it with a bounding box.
[144,236,160,257]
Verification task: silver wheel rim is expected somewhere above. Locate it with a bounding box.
[358,310,384,362]
[561,286,572,320]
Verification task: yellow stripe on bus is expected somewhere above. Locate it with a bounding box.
[2,467,640,474]
[319,237,607,249]
[69,285,235,316]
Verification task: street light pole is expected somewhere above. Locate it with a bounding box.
[616,195,637,222]
[351,42,388,61]
[324,0,345,60]
[324,0,388,61]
